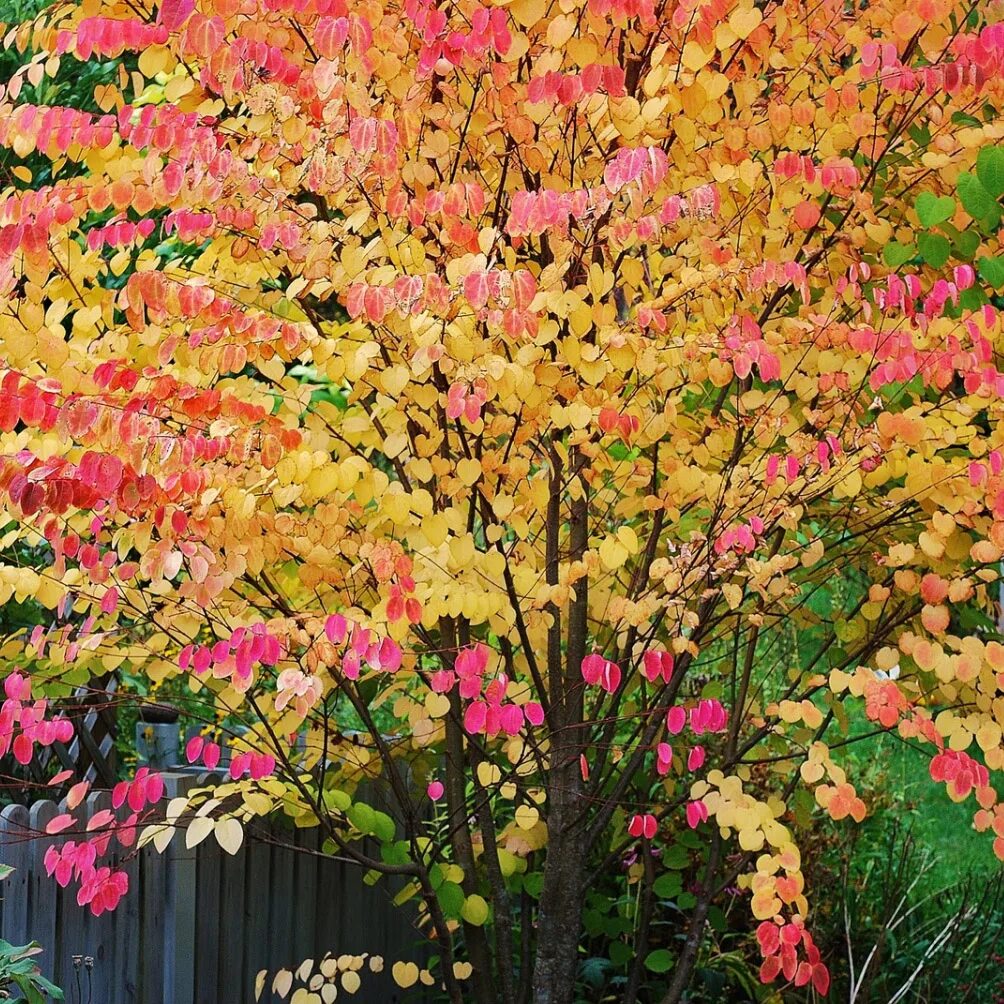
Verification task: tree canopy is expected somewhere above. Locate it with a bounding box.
[1,0,1004,1000]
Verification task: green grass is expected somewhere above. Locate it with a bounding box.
[846,724,1001,884]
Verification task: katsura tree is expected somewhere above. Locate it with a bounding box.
[2,0,1004,1000]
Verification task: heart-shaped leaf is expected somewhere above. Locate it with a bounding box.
[882,241,915,267]
[915,192,955,227]
[958,172,1001,229]
[645,950,675,973]
[977,255,1004,288]
[917,231,950,268]
[951,228,981,259]
[977,146,1004,198]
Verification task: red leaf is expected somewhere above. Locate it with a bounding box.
[158,0,194,31]
[812,964,830,996]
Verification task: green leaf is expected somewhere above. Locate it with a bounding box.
[371,809,396,843]
[917,232,951,268]
[522,871,544,898]
[380,840,410,866]
[608,941,632,967]
[24,985,46,1004]
[661,844,690,869]
[951,111,983,128]
[33,974,63,999]
[644,950,674,974]
[957,172,1001,228]
[882,241,915,267]
[346,802,376,834]
[652,873,683,899]
[950,227,981,259]
[323,788,351,812]
[437,881,465,919]
[977,147,1004,198]
[676,829,703,849]
[978,256,1004,288]
[960,286,988,310]
[0,864,13,881]
[915,192,955,227]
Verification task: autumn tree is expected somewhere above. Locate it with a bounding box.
[2,0,1004,1000]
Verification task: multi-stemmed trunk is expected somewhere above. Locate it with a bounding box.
[530,460,590,1004]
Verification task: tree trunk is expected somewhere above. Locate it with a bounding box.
[532,464,589,1004]
[531,769,587,1004]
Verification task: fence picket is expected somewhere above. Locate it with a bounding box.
[194,819,222,1004]
[291,826,318,970]
[0,804,30,946]
[267,826,296,974]
[84,791,116,1004]
[163,775,197,1004]
[138,811,167,1003]
[243,821,271,1001]
[217,820,247,996]
[27,801,58,984]
[111,835,141,1004]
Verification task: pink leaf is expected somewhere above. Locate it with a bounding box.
[185,735,204,764]
[13,733,32,765]
[67,780,90,810]
[46,813,74,834]
[203,741,221,771]
[463,700,488,735]
[157,0,195,30]
[665,706,687,735]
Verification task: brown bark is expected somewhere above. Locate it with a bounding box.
[531,459,589,1004]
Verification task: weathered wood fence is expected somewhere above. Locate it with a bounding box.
[0,774,426,1004]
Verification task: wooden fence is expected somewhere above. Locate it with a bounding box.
[0,773,427,1004]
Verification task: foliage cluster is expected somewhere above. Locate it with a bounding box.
[1,0,1004,1002]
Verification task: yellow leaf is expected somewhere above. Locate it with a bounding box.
[272,970,293,998]
[510,0,545,28]
[515,804,539,829]
[457,458,482,485]
[800,761,825,784]
[150,824,174,854]
[425,693,450,718]
[616,525,639,554]
[381,365,410,397]
[461,894,490,926]
[185,815,214,849]
[599,536,629,570]
[728,4,762,39]
[138,45,169,78]
[214,817,244,855]
[477,761,501,786]
[392,962,420,988]
[681,42,712,71]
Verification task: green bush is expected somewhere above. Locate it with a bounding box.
[0,938,62,1003]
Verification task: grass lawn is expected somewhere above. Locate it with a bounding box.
[847,724,1001,883]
